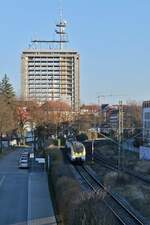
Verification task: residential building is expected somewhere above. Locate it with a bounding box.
[80,104,100,114]
[101,104,133,131]
[142,100,150,144]
[21,16,80,111]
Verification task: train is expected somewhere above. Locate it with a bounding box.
[65,139,86,163]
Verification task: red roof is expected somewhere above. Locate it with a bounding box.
[80,104,100,112]
[41,100,71,112]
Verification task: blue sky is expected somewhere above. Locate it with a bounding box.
[0,0,150,104]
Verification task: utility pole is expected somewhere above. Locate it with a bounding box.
[96,94,126,116]
[96,95,112,127]
[91,139,94,163]
[97,96,102,127]
[118,100,124,171]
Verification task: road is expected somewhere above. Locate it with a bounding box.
[0,148,29,225]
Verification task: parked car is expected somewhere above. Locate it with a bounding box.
[18,154,29,169]
[18,161,29,169]
[21,152,29,157]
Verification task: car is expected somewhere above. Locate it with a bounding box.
[21,151,29,156]
[20,152,29,158]
[19,156,28,161]
[18,155,29,169]
[18,161,29,169]
[20,154,29,159]
[22,151,29,155]
[19,157,28,162]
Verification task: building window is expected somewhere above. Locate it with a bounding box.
[145,112,150,120]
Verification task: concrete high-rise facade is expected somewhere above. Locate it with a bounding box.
[21,49,80,111]
[142,101,150,144]
[21,13,80,111]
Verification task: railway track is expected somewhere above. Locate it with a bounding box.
[94,153,150,184]
[75,165,148,225]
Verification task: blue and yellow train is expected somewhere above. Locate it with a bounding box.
[65,140,86,163]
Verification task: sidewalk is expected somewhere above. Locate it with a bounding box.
[28,161,57,225]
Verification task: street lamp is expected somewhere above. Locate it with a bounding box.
[118,100,123,171]
[91,139,94,163]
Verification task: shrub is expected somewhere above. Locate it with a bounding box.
[104,171,130,187]
[50,148,63,163]
[69,192,120,225]
[55,176,80,224]
[53,139,59,146]
[49,148,120,225]
[76,133,88,142]
[59,136,66,146]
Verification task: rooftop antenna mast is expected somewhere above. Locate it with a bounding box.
[60,0,63,21]
[31,0,68,49]
[55,0,68,49]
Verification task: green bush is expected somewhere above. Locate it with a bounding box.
[53,139,58,146]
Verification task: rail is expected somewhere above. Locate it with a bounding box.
[95,153,150,184]
[75,165,148,225]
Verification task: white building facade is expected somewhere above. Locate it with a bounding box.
[21,49,80,111]
[142,101,150,144]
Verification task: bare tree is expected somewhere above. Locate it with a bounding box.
[41,100,72,136]
[0,96,16,151]
[15,99,45,145]
[70,192,120,225]
[125,101,142,129]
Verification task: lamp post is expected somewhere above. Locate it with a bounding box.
[91,139,94,163]
[118,100,123,171]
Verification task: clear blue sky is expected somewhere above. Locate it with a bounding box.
[0,0,150,104]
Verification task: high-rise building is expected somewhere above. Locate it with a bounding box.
[21,14,80,111]
[142,100,150,144]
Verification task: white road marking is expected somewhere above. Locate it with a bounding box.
[27,174,32,225]
[0,175,5,187]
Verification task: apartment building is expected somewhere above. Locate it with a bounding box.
[101,104,133,131]
[80,104,100,114]
[21,49,80,111]
[21,14,80,112]
[142,101,150,144]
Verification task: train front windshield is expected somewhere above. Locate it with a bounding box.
[73,143,84,153]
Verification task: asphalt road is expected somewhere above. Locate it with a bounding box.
[0,148,29,225]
